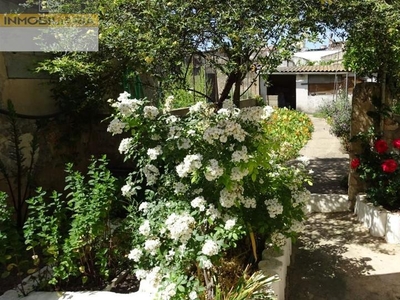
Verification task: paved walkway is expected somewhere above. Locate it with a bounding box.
[299,116,348,194]
[287,116,400,300]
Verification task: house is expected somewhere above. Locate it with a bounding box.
[260,45,364,113]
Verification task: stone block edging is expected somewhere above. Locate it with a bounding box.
[355,194,400,244]
[258,238,292,300]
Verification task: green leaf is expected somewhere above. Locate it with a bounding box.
[177,285,185,292]
[27,268,38,275]
[6,263,17,271]
[251,173,257,182]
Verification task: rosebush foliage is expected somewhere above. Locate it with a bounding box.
[263,108,314,162]
[108,92,311,299]
[351,129,400,211]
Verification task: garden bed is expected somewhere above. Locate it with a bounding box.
[354,194,400,244]
[1,240,292,300]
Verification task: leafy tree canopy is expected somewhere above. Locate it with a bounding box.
[32,0,330,110]
[324,0,400,97]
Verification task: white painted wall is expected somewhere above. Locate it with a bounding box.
[295,74,309,112]
[295,74,352,113]
[304,95,335,113]
[260,73,353,113]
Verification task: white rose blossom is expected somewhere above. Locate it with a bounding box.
[159,283,177,300]
[118,138,133,154]
[143,267,162,289]
[264,198,284,218]
[138,202,149,213]
[290,220,305,233]
[165,213,196,244]
[292,190,311,207]
[224,218,236,230]
[111,92,144,117]
[121,182,136,198]
[135,269,147,280]
[241,197,257,209]
[166,115,178,124]
[191,196,206,211]
[139,220,151,236]
[219,183,245,208]
[189,101,207,113]
[231,146,249,163]
[206,204,221,220]
[230,166,249,181]
[165,249,175,261]
[168,125,182,139]
[200,257,213,269]
[204,159,224,181]
[147,145,163,160]
[128,248,142,262]
[163,95,174,113]
[203,120,246,144]
[143,106,159,119]
[107,118,125,135]
[202,239,219,256]
[270,232,287,248]
[117,91,131,102]
[238,105,274,123]
[176,154,202,178]
[144,239,161,255]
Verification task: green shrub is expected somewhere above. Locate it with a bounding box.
[23,156,127,288]
[108,94,312,299]
[317,91,352,151]
[0,191,32,295]
[264,108,314,162]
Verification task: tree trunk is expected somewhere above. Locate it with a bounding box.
[216,72,239,109]
[232,74,243,108]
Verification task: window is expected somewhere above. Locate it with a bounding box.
[308,75,341,95]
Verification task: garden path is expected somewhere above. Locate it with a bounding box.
[287,116,400,300]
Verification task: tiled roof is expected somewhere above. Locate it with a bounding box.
[276,64,350,73]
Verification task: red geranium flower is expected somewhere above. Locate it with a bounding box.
[375,140,388,154]
[382,159,398,173]
[350,158,360,169]
[393,139,400,149]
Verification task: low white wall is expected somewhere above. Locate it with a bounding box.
[354,194,400,244]
[258,239,292,300]
[305,194,350,214]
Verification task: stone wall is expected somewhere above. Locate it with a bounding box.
[0,53,129,209]
[348,83,380,207]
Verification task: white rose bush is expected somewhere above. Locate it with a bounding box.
[107,92,311,299]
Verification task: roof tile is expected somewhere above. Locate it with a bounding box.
[276,64,349,73]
